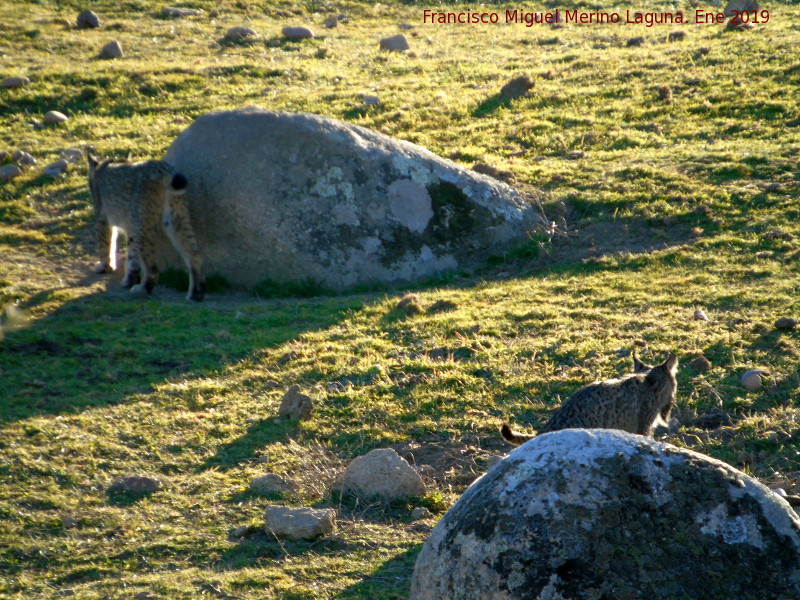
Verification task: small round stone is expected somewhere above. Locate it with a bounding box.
[43,110,68,124]
[0,164,22,182]
[99,40,123,59]
[694,309,709,321]
[224,26,258,41]
[1,76,31,89]
[76,9,101,29]
[741,369,765,391]
[282,26,315,39]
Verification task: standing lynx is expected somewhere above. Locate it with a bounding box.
[87,154,205,301]
[501,353,678,445]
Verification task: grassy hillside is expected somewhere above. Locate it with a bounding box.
[2,0,799,598]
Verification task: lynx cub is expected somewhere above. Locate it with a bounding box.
[501,353,678,445]
[87,154,205,301]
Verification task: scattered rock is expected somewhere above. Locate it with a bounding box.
[282,26,314,39]
[61,148,84,164]
[626,36,645,47]
[694,309,709,321]
[99,40,123,59]
[1,76,30,89]
[396,293,424,316]
[410,429,800,600]
[657,85,673,103]
[379,33,410,51]
[499,75,534,99]
[324,16,339,28]
[668,30,686,42]
[399,23,415,30]
[566,150,585,160]
[411,506,432,520]
[43,110,68,124]
[471,162,515,183]
[363,95,380,106]
[76,9,101,29]
[224,26,258,41]
[689,355,711,372]
[61,515,79,528]
[742,369,767,391]
[0,165,22,182]
[426,299,458,313]
[775,317,798,330]
[230,525,249,538]
[12,150,35,166]
[726,19,755,31]
[43,159,69,177]
[264,505,336,539]
[161,6,203,17]
[724,0,759,17]
[250,473,298,496]
[278,384,314,420]
[695,409,732,430]
[341,448,425,500]
[108,475,161,495]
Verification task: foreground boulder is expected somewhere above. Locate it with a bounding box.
[162,108,540,291]
[410,429,800,600]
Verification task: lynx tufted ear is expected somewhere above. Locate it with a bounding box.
[632,351,648,373]
[663,354,678,375]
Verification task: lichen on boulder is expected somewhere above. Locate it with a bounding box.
[161,108,541,292]
[410,429,800,600]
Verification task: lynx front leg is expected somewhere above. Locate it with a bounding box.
[94,221,117,274]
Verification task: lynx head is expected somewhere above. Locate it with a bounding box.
[645,354,679,426]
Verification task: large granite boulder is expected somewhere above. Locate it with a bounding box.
[162,108,541,291]
[410,429,800,600]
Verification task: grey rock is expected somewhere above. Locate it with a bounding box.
[43,159,69,177]
[161,6,203,17]
[379,33,410,51]
[341,448,425,500]
[324,16,338,28]
[224,26,258,41]
[43,110,68,124]
[0,164,22,182]
[1,76,30,89]
[627,36,645,47]
[363,95,380,106]
[264,505,336,539]
[99,40,123,59]
[399,23,415,30]
[278,384,313,420]
[250,473,298,496]
[725,0,759,17]
[282,26,314,39]
[76,9,100,29]
[410,429,800,600]
[61,148,84,164]
[162,108,541,291]
[775,317,797,330]
[108,475,161,495]
[689,355,711,372]
[12,150,35,166]
[410,506,432,520]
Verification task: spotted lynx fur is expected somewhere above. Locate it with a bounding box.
[501,353,678,445]
[88,154,205,301]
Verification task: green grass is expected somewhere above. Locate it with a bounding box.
[2,0,800,597]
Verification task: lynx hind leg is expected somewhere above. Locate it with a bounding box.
[163,176,205,302]
[127,227,158,297]
[94,221,117,274]
[120,237,142,289]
